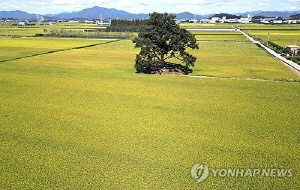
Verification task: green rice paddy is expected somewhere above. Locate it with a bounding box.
[180,23,235,29]
[190,31,249,41]
[0,34,299,189]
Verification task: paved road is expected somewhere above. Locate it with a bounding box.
[239,30,300,75]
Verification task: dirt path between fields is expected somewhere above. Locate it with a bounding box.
[173,74,299,83]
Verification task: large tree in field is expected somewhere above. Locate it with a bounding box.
[133,12,199,74]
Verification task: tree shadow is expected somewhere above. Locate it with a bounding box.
[164,62,193,75]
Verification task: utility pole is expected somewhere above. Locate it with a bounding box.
[292,39,297,58]
[267,33,270,46]
[4,22,8,36]
[24,25,26,37]
[85,22,88,38]
[8,23,12,38]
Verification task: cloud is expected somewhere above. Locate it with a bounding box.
[259,0,269,5]
[259,2,269,5]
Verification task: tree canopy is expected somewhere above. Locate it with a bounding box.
[133,12,199,74]
[289,14,300,20]
[209,13,241,19]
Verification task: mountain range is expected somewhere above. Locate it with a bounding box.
[235,10,300,18]
[0,6,299,20]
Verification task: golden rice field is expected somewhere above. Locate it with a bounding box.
[0,38,299,189]
[0,38,111,61]
[247,30,300,47]
[238,23,300,30]
[0,22,105,37]
[191,42,298,80]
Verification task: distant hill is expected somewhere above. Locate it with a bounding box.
[209,13,241,19]
[289,14,300,20]
[50,7,207,20]
[236,10,300,18]
[51,6,148,19]
[0,7,299,20]
[0,10,36,19]
[172,12,208,19]
[0,7,210,20]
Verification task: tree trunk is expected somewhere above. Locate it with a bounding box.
[160,54,165,68]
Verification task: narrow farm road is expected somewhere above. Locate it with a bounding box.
[239,30,300,75]
[176,74,299,83]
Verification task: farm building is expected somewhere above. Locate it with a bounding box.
[200,19,210,23]
[261,20,271,24]
[285,45,299,55]
[49,22,56,25]
[210,17,220,23]
[97,19,111,26]
[69,20,79,23]
[98,22,110,26]
[239,17,252,23]
[85,20,94,24]
[288,20,300,24]
[260,17,277,24]
[18,22,27,25]
[273,20,283,24]
[209,14,253,23]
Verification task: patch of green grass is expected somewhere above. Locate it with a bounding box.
[190,31,250,41]
[180,23,235,28]
[190,31,241,35]
[194,33,249,41]
[0,40,299,189]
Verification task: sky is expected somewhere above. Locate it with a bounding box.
[0,0,299,15]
